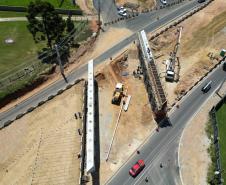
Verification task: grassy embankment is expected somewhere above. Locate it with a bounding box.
[0,20,92,102]
[216,104,226,184]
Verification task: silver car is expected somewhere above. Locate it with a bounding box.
[160,0,167,5]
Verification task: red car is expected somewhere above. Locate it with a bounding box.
[129,159,145,177]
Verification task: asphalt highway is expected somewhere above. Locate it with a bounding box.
[0,0,203,127]
[107,62,226,185]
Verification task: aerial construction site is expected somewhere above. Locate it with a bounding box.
[0,0,226,185]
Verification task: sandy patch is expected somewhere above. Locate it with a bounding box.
[0,82,84,185]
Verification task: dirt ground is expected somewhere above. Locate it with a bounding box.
[0,82,84,185]
[116,0,156,11]
[151,0,226,106]
[76,0,95,15]
[179,83,226,185]
[95,44,155,184]
[90,27,133,59]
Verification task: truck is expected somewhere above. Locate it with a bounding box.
[111,83,124,105]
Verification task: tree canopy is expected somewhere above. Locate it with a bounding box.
[26,0,66,49]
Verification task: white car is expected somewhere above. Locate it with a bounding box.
[118,11,127,17]
[117,6,127,12]
[117,6,127,16]
[160,0,167,5]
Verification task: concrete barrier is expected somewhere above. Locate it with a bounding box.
[47,95,55,100]
[16,113,25,120]
[38,101,45,106]
[4,120,13,127]
[57,89,64,95]
[66,84,73,90]
[26,106,35,113]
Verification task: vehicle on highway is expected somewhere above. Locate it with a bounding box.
[118,11,127,17]
[201,81,212,93]
[117,6,126,11]
[198,0,206,3]
[129,159,145,177]
[223,62,226,71]
[117,6,127,17]
[160,0,167,5]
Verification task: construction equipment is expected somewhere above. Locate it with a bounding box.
[165,26,183,82]
[112,83,124,105]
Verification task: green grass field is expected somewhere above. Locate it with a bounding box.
[0,20,91,101]
[0,0,78,9]
[0,11,27,17]
[216,104,226,183]
[0,21,45,78]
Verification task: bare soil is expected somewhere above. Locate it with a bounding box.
[116,0,156,11]
[76,0,95,15]
[96,44,156,184]
[0,82,84,185]
[151,0,226,106]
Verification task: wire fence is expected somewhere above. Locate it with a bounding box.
[0,21,88,91]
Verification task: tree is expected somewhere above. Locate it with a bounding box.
[66,14,75,33]
[26,0,66,49]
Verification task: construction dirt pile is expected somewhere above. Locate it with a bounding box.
[0,82,84,185]
[95,44,156,184]
[116,0,156,12]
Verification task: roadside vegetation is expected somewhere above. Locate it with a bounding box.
[0,0,79,9]
[206,119,218,185]
[216,104,226,183]
[206,105,226,185]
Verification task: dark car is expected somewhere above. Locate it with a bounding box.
[223,62,226,71]
[202,81,212,93]
[198,0,206,3]
[129,159,145,177]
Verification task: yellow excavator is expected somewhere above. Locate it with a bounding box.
[111,83,124,105]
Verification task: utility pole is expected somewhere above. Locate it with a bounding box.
[55,44,64,76]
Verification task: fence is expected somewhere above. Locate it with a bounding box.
[0,21,87,91]
[209,94,226,185]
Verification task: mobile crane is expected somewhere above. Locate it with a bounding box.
[165,26,183,82]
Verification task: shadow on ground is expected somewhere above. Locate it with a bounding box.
[91,80,100,185]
